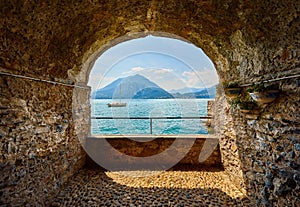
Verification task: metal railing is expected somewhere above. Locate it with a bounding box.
[91,116,212,134]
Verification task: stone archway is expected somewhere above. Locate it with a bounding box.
[0,1,299,206]
[73,14,243,198]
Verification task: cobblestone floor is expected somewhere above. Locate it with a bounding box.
[52,166,253,207]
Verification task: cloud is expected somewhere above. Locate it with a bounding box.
[120,67,185,90]
[121,67,145,76]
[118,66,218,90]
[122,67,171,76]
[131,67,145,72]
[154,68,172,74]
[182,68,218,88]
[89,66,218,92]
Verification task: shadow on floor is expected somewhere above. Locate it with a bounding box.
[86,156,224,172]
[51,166,253,207]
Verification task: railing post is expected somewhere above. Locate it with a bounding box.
[150,118,153,134]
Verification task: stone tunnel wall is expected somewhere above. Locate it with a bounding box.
[248,77,299,207]
[210,2,300,206]
[243,77,299,207]
[0,0,299,206]
[0,74,88,205]
[212,91,246,194]
[214,76,300,207]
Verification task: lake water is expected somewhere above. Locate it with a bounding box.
[91,99,213,134]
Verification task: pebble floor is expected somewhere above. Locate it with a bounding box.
[52,167,253,207]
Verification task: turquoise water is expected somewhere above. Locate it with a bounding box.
[91,99,212,134]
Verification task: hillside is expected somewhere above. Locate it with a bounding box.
[91,74,173,99]
[170,85,216,99]
[91,74,216,99]
[133,87,173,99]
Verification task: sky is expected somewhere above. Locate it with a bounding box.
[88,35,219,92]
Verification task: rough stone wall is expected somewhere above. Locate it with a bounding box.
[215,76,300,207]
[238,78,299,207]
[213,91,246,194]
[0,75,86,205]
[211,2,300,206]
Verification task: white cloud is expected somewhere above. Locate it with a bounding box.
[120,67,184,90]
[182,68,218,88]
[121,67,145,76]
[131,67,145,72]
[154,68,172,74]
[88,66,218,92]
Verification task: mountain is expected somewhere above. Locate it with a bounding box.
[193,85,216,98]
[169,87,204,94]
[91,74,174,99]
[170,85,216,98]
[133,87,173,99]
[91,78,123,99]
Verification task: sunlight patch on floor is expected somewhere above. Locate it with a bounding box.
[105,170,246,199]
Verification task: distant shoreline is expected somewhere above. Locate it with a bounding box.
[90,97,215,100]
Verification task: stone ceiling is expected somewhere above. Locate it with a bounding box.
[0,0,298,84]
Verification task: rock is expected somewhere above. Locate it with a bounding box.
[294,143,300,151]
[28,153,38,159]
[265,180,273,189]
[273,178,296,197]
[260,187,270,199]
[288,161,299,170]
[293,174,300,186]
[51,201,60,206]
[56,125,63,132]
[276,145,283,151]
[35,126,49,134]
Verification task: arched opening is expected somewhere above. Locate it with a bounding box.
[80,33,220,168]
[87,34,218,135]
[67,33,251,205]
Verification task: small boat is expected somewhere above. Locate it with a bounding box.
[107,82,127,107]
[107,102,127,107]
